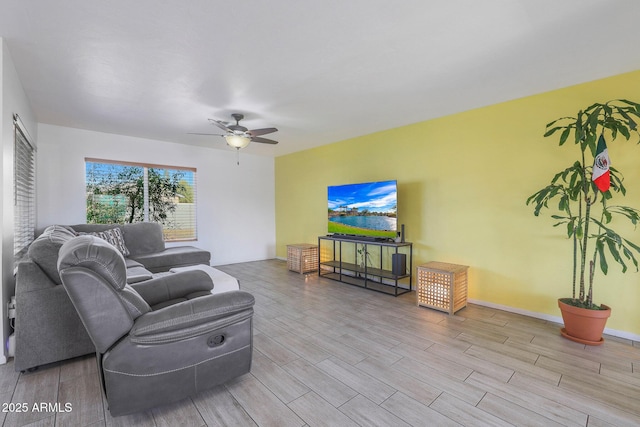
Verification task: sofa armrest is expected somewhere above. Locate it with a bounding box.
[129,246,210,273]
[130,270,214,307]
[14,267,95,372]
[129,291,255,344]
[16,260,58,293]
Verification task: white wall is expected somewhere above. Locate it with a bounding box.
[37,124,276,265]
[1,38,38,363]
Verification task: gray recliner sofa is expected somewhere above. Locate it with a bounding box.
[57,235,254,416]
[14,222,211,372]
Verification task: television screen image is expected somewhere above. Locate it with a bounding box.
[328,180,397,239]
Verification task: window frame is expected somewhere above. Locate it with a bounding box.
[85,158,197,242]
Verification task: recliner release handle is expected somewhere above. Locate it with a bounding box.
[208,334,225,347]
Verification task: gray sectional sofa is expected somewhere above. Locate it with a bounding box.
[14,222,211,372]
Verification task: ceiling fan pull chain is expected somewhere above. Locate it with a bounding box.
[236,147,240,165]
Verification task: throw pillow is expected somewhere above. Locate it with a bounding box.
[88,227,130,257]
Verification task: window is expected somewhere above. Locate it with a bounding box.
[85,159,197,241]
[14,114,37,264]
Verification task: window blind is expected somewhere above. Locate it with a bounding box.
[14,115,36,264]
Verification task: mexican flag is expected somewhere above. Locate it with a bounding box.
[592,134,611,192]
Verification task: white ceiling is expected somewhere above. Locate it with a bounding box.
[1,1,639,157]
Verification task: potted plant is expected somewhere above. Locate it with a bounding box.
[526,100,640,345]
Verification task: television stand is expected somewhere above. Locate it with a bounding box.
[318,235,412,296]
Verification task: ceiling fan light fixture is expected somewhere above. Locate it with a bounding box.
[224,134,251,149]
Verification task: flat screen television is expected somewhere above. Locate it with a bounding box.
[327,180,397,239]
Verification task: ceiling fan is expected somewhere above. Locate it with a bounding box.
[190,113,278,150]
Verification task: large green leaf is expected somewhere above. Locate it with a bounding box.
[617,121,631,139]
[619,109,638,131]
[575,222,584,239]
[621,244,639,271]
[585,133,597,156]
[596,240,608,274]
[622,236,640,253]
[609,167,626,195]
[619,99,640,108]
[559,127,571,146]
[602,232,625,270]
[575,112,584,144]
[566,218,576,237]
[544,126,564,137]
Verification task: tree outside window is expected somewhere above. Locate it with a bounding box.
[86,159,197,241]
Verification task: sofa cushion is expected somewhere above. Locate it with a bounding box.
[126,266,154,284]
[27,225,78,284]
[130,246,211,273]
[84,227,130,257]
[125,258,144,269]
[72,223,164,256]
[123,222,165,256]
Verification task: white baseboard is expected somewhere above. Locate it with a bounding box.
[468,299,640,342]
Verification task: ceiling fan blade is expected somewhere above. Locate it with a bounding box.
[247,127,278,137]
[187,132,224,136]
[251,136,279,145]
[208,118,232,132]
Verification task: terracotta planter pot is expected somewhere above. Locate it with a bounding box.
[558,299,611,345]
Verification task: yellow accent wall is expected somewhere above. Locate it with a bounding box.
[275,70,640,336]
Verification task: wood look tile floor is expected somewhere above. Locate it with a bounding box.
[2,259,639,426]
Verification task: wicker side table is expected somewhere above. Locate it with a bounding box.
[287,244,319,274]
[416,262,468,315]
